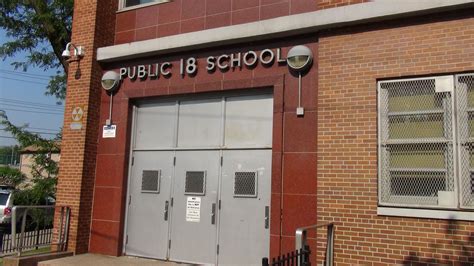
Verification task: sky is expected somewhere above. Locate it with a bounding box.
[0,29,65,147]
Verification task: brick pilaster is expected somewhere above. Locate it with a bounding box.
[54,0,116,254]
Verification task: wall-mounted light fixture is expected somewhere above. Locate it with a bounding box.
[62,42,84,61]
[287,45,313,116]
[101,71,121,126]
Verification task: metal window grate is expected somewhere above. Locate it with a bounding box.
[378,77,455,208]
[185,171,206,195]
[234,171,258,198]
[471,173,474,194]
[456,74,474,209]
[141,170,160,193]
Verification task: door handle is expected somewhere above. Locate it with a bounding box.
[211,203,216,225]
[265,206,269,229]
[164,201,169,221]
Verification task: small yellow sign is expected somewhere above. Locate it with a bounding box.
[71,106,84,122]
[70,106,85,130]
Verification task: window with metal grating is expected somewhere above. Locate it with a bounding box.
[185,171,206,195]
[141,170,160,193]
[234,171,258,198]
[456,74,474,209]
[378,74,474,210]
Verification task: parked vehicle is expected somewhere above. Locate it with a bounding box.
[0,186,14,225]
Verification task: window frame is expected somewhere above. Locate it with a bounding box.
[118,0,170,12]
[377,74,474,215]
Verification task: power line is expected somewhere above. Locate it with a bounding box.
[0,129,59,135]
[1,102,64,112]
[0,70,51,81]
[1,108,63,115]
[0,136,16,139]
[0,76,49,85]
[0,98,63,108]
[24,127,61,132]
[0,69,53,78]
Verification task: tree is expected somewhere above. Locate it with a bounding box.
[0,1,70,206]
[0,111,60,205]
[0,166,25,187]
[0,0,74,100]
[0,145,20,165]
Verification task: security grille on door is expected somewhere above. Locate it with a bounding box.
[185,171,206,195]
[378,74,474,210]
[234,171,258,198]
[141,170,161,193]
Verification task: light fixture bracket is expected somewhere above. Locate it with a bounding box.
[62,42,84,61]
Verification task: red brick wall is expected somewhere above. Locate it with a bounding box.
[89,36,319,258]
[317,12,474,265]
[114,0,367,44]
[55,0,117,254]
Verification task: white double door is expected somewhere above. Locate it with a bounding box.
[125,93,273,264]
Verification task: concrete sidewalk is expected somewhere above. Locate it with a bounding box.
[39,253,192,266]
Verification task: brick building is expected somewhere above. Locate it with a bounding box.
[56,0,474,264]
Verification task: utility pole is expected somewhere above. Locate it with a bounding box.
[10,146,14,165]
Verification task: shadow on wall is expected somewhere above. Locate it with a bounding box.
[402,219,474,265]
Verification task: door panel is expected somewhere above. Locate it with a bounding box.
[177,99,222,148]
[134,102,177,149]
[218,150,272,265]
[125,151,173,259]
[224,94,273,148]
[169,151,220,264]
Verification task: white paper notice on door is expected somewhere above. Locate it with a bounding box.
[186,196,201,222]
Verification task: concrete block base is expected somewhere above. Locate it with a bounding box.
[3,251,74,266]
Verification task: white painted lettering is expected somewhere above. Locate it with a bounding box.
[243,51,258,67]
[260,49,275,65]
[231,53,241,68]
[217,55,229,70]
[161,62,172,77]
[137,65,147,79]
[127,66,136,79]
[206,56,216,71]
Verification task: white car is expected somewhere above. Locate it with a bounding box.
[0,188,14,224]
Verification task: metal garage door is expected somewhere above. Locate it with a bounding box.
[125,92,273,265]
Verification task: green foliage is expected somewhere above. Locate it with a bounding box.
[0,112,59,205]
[0,145,20,165]
[0,0,74,100]
[0,166,25,187]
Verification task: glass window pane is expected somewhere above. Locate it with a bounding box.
[0,193,9,205]
[389,114,444,139]
[384,79,442,112]
[125,0,157,7]
[389,145,445,169]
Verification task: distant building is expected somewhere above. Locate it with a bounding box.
[19,144,60,181]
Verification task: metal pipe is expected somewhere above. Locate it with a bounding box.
[298,72,302,108]
[11,207,17,250]
[63,207,71,251]
[326,223,334,266]
[58,207,64,251]
[18,209,29,256]
[108,93,113,126]
[295,222,335,266]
